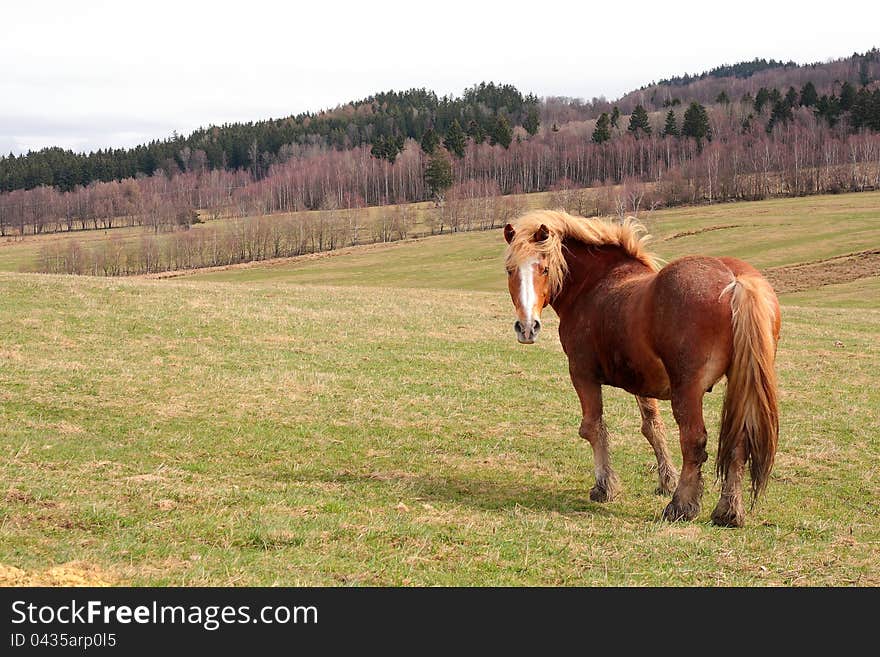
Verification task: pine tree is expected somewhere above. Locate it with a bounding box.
[627,104,651,137]
[610,106,620,128]
[767,99,794,132]
[754,88,771,113]
[442,120,466,158]
[859,59,872,86]
[681,102,711,150]
[424,149,453,201]
[799,82,818,107]
[839,81,856,111]
[489,115,513,148]
[662,110,679,137]
[466,120,486,144]
[715,91,730,105]
[420,128,439,154]
[815,94,842,127]
[592,113,611,144]
[370,135,403,162]
[523,107,540,136]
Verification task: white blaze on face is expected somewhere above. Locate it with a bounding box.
[518,258,538,324]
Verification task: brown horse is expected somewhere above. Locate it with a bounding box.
[503,210,780,527]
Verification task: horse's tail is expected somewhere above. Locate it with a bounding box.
[717,273,779,501]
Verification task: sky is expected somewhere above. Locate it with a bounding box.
[2,0,878,155]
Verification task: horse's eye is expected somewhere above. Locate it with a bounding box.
[542,267,549,276]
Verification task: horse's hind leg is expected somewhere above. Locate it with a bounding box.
[573,378,620,502]
[711,440,746,527]
[636,396,679,495]
[663,387,708,521]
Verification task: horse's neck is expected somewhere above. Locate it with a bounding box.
[551,240,648,319]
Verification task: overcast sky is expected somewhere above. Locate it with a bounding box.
[2,0,878,155]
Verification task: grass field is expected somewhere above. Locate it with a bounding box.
[1,192,878,585]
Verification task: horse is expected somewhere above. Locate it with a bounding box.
[502,210,780,527]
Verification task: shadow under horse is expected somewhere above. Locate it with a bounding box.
[503,210,780,527]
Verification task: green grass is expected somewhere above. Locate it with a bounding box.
[1,191,879,586]
[781,275,880,309]
[191,191,880,291]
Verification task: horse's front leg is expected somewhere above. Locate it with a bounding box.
[663,386,708,521]
[572,376,620,502]
[636,396,679,495]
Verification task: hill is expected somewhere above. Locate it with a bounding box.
[0,82,538,192]
[610,48,880,115]
[1,47,879,251]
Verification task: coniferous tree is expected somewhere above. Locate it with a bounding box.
[420,128,439,154]
[424,149,453,201]
[815,94,842,127]
[767,99,794,132]
[523,107,540,136]
[681,102,711,150]
[859,59,872,86]
[610,106,620,128]
[715,91,730,105]
[849,88,880,130]
[370,135,404,162]
[592,113,611,144]
[754,88,771,113]
[628,104,652,137]
[466,120,487,144]
[799,81,818,107]
[443,120,467,158]
[662,110,679,137]
[839,81,856,111]
[489,115,513,148]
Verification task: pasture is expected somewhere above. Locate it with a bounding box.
[1,192,878,585]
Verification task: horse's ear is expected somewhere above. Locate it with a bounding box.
[503,223,515,244]
[534,224,550,243]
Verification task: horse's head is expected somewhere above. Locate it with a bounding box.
[504,222,552,344]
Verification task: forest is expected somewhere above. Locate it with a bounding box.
[1,49,879,240]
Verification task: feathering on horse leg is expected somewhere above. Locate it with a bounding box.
[663,388,708,522]
[572,380,620,502]
[636,396,679,495]
[711,438,747,528]
[580,416,620,502]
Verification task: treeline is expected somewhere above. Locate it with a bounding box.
[0,82,538,193]
[615,49,880,115]
[8,49,876,197]
[4,50,880,240]
[35,185,529,276]
[4,94,880,239]
[654,58,797,88]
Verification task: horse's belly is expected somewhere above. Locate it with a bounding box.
[602,352,672,399]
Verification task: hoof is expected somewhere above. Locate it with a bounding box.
[589,471,620,503]
[711,500,745,528]
[589,484,614,502]
[662,499,700,522]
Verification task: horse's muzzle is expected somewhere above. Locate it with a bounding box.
[514,318,541,344]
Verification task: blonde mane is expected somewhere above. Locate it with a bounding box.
[504,210,660,297]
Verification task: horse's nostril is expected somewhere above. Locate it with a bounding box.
[514,320,523,333]
[533,319,542,331]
